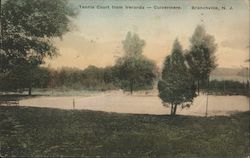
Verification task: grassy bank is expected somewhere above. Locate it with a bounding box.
[0,106,249,157]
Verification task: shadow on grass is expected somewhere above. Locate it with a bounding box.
[0,106,249,157]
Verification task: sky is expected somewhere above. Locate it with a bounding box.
[45,0,249,69]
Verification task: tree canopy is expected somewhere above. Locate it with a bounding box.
[158,39,196,116]
[115,32,157,94]
[0,0,76,72]
[185,25,217,93]
[115,56,157,94]
[122,32,145,57]
[0,0,77,94]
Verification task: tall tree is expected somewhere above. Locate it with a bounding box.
[116,32,157,94]
[0,0,76,94]
[185,25,217,94]
[158,39,196,116]
[116,56,157,94]
[122,32,145,57]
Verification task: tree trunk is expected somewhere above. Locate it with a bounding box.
[223,80,226,94]
[170,104,177,116]
[130,80,133,94]
[197,80,200,95]
[170,104,174,116]
[28,85,32,96]
[205,77,210,117]
[28,66,34,96]
[173,104,178,115]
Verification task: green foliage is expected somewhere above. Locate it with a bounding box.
[0,65,121,93]
[185,25,217,93]
[122,32,145,57]
[158,39,196,116]
[0,0,76,71]
[0,66,50,92]
[115,32,157,93]
[103,66,117,84]
[115,56,157,93]
[0,0,76,94]
[48,66,118,91]
[201,79,249,96]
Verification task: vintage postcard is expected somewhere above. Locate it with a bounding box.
[0,0,249,157]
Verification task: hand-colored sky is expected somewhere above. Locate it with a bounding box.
[45,0,249,69]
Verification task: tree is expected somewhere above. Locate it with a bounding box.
[158,39,196,116]
[122,32,145,57]
[185,25,217,94]
[116,32,157,94]
[0,66,50,94]
[0,0,76,94]
[103,66,118,84]
[116,56,157,94]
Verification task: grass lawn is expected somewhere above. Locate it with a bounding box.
[0,106,249,157]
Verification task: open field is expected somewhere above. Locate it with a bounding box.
[0,106,249,157]
[19,91,249,116]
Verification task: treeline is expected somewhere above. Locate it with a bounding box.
[0,64,158,94]
[50,66,119,90]
[200,80,249,96]
[1,65,248,96]
[0,66,117,92]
